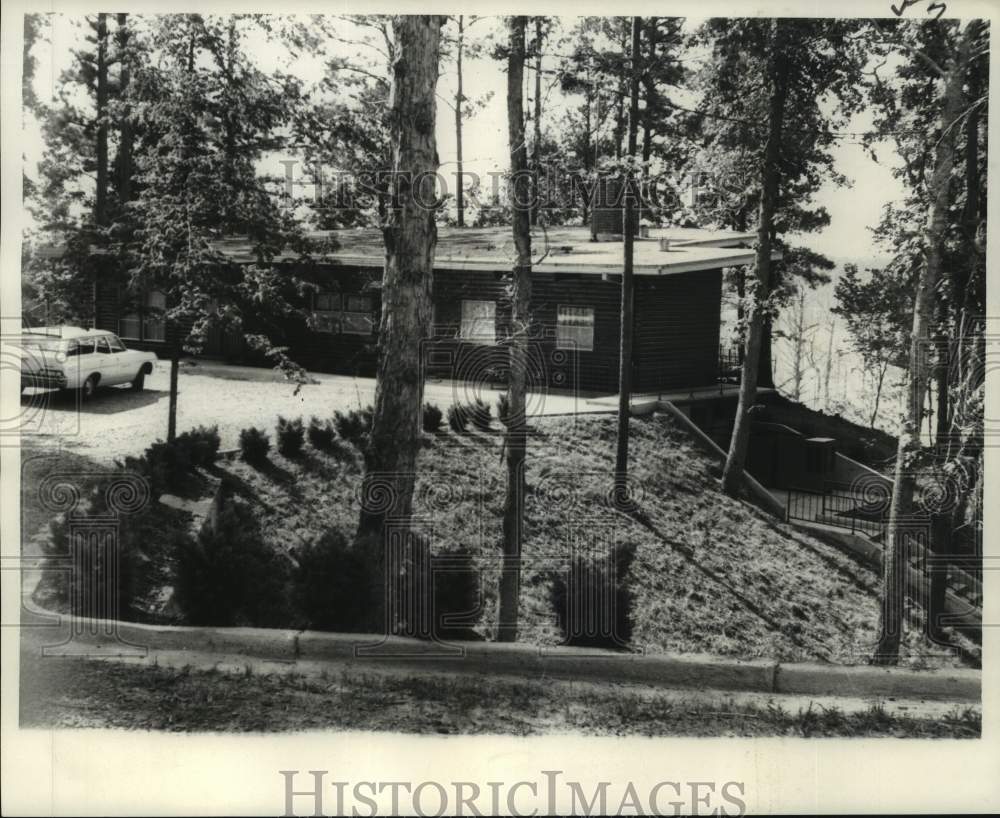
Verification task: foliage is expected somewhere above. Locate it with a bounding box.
[422,403,443,433]
[469,398,492,431]
[333,406,373,447]
[447,403,469,433]
[306,416,337,450]
[173,496,292,627]
[239,426,271,464]
[117,426,218,498]
[178,425,221,467]
[294,530,480,639]
[293,529,371,632]
[550,541,636,649]
[276,415,305,457]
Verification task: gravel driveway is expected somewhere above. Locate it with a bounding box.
[20,359,603,461]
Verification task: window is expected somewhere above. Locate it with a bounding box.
[342,295,374,336]
[312,291,341,334]
[312,291,375,336]
[120,289,166,342]
[556,305,595,352]
[144,291,166,342]
[460,300,496,345]
[66,339,95,357]
[108,335,126,352]
[95,337,112,354]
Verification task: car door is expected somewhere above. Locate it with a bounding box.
[106,334,132,384]
[63,336,97,389]
[93,335,123,385]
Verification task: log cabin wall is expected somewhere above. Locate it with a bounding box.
[95,261,724,395]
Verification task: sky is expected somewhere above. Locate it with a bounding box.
[24,13,905,271]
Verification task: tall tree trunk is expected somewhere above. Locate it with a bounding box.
[613,24,628,159]
[530,18,543,227]
[498,16,532,643]
[93,13,109,329]
[613,17,641,502]
[823,317,835,411]
[721,19,790,498]
[870,360,887,430]
[222,16,238,231]
[930,22,983,642]
[167,343,180,442]
[358,16,443,631]
[640,17,658,172]
[455,15,465,227]
[874,22,974,665]
[758,316,776,388]
[581,80,592,228]
[95,13,109,228]
[165,18,197,443]
[116,13,132,206]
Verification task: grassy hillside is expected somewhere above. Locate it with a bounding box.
[216,412,967,668]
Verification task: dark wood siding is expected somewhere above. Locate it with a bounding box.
[633,269,722,392]
[429,269,625,394]
[95,260,723,394]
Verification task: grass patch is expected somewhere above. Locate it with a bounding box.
[212,413,971,667]
[18,649,981,737]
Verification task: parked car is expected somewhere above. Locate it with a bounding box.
[19,326,159,399]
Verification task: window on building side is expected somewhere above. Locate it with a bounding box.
[342,294,375,336]
[120,289,167,343]
[556,305,595,351]
[312,291,341,334]
[144,290,166,342]
[311,291,374,336]
[460,300,496,345]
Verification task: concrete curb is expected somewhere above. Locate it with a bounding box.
[32,615,980,703]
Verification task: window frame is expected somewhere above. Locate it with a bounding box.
[311,290,342,335]
[119,288,167,343]
[555,304,596,352]
[459,299,497,345]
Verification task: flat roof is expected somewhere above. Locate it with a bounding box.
[213,226,773,275]
[36,226,776,276]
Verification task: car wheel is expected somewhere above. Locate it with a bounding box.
[81,375,98,401]
[132,372,145,392]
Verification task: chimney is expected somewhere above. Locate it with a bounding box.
[590,176,641,240]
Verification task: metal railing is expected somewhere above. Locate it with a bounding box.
[785,481,887,540]
[786,482,983,609]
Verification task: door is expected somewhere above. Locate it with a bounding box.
[64,336,97,389]
[107,334,136,384]
[94,335,124,385]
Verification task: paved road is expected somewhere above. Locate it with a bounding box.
[19,360,609,461]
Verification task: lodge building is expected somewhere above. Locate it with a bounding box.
[83,224,770,396]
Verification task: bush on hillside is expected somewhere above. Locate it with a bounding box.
[294,529,371,632]
[306,416,337,451]
[239,426,270,465]
[178,425,221,467]
[550,542,636,649]
[173,497,292,627]
[40,477,186,621]
[469,398,492,431]
[276,416,305,457]
[447,404,468,433]
[333,406,373,448]
[422,403,444,434]
[294,530,481,639]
